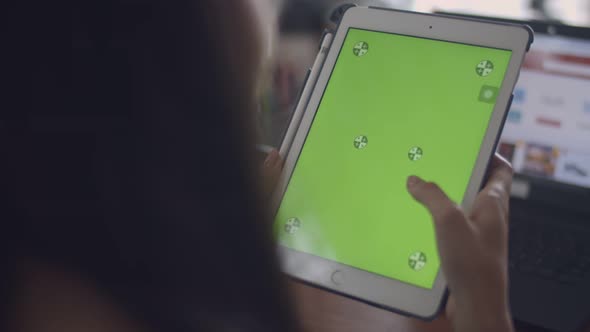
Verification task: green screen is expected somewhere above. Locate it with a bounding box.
[275,28,512,289]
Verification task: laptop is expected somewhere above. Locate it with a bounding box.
[437,13,590,332]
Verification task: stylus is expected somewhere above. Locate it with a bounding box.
[279,32,334,157]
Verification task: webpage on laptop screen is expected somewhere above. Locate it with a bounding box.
[498,34,590,189]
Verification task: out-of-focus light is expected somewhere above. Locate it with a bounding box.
[413,0,529,19]
[413,0,590,26]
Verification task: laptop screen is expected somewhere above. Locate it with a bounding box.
[498,33,590,189]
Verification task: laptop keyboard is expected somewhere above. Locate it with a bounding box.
[509,209,590,285]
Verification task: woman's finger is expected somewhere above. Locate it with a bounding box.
[445,294,456,320]
[486,154,513,197]
[470,154,513,223]
[263,149,279,167]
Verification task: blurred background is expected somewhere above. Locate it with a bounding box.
[260,0,590,146]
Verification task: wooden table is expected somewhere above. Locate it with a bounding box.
[291,281,590,332]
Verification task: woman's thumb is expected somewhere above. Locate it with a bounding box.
[406,176,461,223]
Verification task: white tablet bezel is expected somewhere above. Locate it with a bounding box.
[272,7,531,319]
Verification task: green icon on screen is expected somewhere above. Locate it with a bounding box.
[353,41,369,57]
[476,60,494,77]
[408,146,423,161]
[354,135,368,149]
[284,218,301,235]
[478,85,499,104]
[409,251,427,271]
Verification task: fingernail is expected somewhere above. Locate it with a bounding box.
[407,175,422,188]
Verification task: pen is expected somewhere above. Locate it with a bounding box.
[279,32,334,158]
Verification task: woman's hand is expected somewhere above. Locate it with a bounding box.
[261,149,284,198]
[407,154,514,332]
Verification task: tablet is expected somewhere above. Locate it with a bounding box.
[272,7,532,319]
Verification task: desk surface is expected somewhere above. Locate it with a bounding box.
[291,281,590,332]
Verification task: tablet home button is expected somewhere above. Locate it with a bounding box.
[331,270,344,285]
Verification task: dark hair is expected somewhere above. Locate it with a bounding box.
[279,0,328,34]
[5,1,296,331]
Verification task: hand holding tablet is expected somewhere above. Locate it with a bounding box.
[408,155,514,330]
[272,6,532,319]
